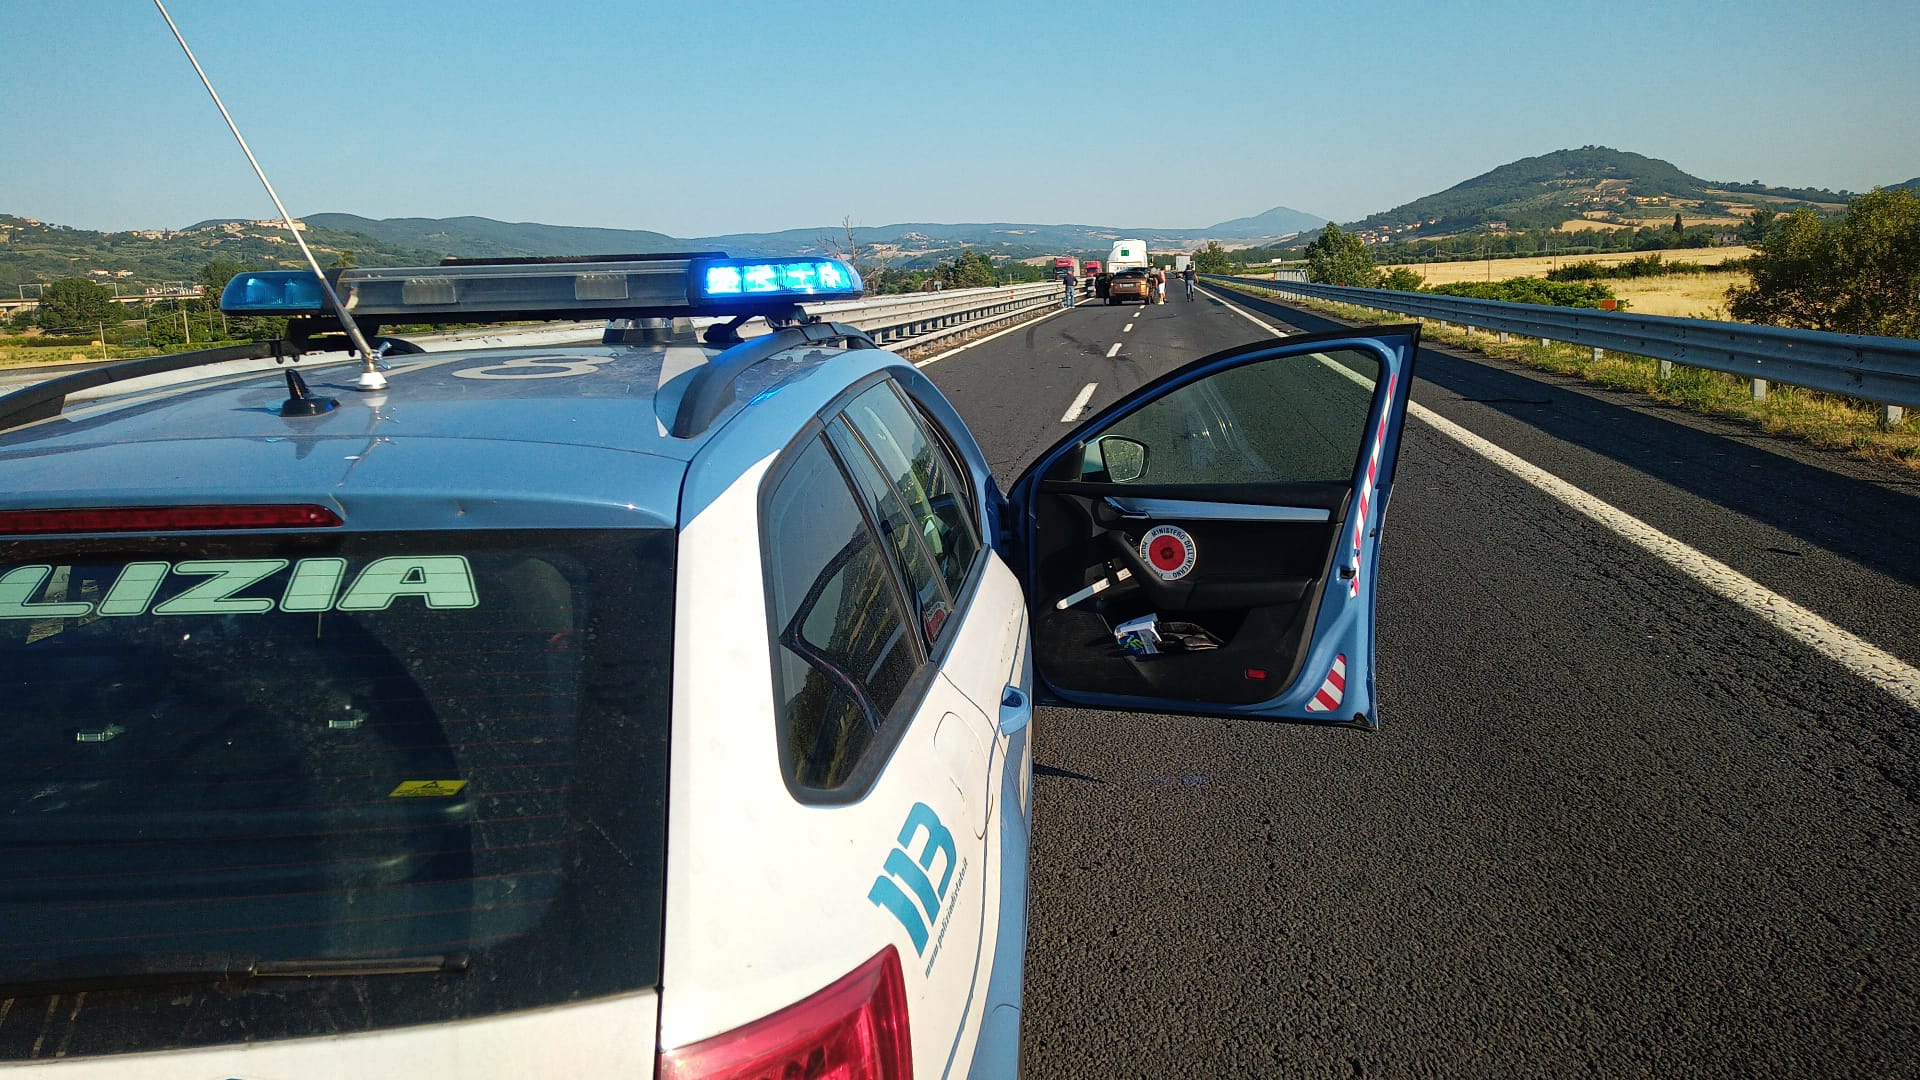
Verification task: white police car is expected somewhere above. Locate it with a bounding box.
[0,254,1418,1077]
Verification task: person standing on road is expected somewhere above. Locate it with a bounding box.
[1182,264,1196,301]
[1155,268,1168,304]
[1062,267,1077,309]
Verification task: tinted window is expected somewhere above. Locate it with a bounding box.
[766,438,921,791]
[840,383,981,606]
[1097,348,1382,486]
[0,529,672,1058]
[829,417,951,644]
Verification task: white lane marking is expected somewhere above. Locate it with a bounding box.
[1061,382,1098,423]
[1105,343,1122,358]
[1418,406,1920,712]
[1213,288,1289,337]
[1221,285,1920,712]
[913,298,1078,368]
[1123,323,1133,333]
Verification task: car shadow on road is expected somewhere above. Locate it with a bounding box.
[1034,763,1104,784]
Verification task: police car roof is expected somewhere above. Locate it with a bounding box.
[0,335,892,532]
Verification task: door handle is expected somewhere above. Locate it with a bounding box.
[1102,497,1148,520]
[999,685,1031,736]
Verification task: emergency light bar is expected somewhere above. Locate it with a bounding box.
[220,255,864,323]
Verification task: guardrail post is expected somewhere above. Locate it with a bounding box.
[1658,359,1673,379]
[1884,405,1906,428]
[1592,347,1604,362]
[1497,331,1509,344]
[1751,378,1768,402]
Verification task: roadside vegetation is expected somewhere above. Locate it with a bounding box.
[1213,288,1920,472]
[1,259,286,369]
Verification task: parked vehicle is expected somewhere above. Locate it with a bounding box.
[0,253,1423,1077]
[1095,239,1148,302]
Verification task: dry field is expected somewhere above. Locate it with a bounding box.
[1380,246,1758,319]
[1384,246,1756,286]
[1608,272,1747,318]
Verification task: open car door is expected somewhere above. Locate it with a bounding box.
[1004,325,1419,728]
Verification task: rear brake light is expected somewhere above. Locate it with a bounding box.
[658,946,911,1080]
[0,504,342,535]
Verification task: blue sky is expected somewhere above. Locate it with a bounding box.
[3,0,1915,236]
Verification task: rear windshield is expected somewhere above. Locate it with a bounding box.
[0,528,672,1060]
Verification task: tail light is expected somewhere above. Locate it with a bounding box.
[658,946,912,1080]
[0,504,342,535]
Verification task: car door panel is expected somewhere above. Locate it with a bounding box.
[1006,326,1419,727]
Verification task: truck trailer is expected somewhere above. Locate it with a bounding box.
[1099,239,1152,305]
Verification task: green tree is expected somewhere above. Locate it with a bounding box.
[935,249,994,290]
[1193,241,1233,275]
[142,309,187,348]
[1740,208,1776,245]
[1380,267,1425,292]
[1303,223,1379,287]
[34,277,119,333]
[198,259,251,304]
[1726,188,1920,338]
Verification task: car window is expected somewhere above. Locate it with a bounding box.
[839,382,982,607]
[1093,348,1383,486]
[0,528,672,1052]
[829,417,952,643]
[765,437,922,791]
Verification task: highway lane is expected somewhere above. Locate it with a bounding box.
[919,287,1920,1076]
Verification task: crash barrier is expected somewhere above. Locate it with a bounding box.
[1206,275,1920,425]
[805,280,1083,349]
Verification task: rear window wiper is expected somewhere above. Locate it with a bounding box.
[0,951,470,998]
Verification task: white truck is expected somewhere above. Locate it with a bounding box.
[1096,238,1151,304]
[1174,254,1192,273]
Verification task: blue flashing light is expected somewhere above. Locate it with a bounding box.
[690,257,863,305]
[220,271,327,315]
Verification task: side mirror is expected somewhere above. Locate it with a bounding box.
[1098,436,1148,483]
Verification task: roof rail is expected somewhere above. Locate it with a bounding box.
[0,339,297,435]
[671,322,876,439]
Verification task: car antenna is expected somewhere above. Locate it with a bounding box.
[152,0,388,391]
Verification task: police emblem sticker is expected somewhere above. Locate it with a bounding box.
[1139,525,1197,581]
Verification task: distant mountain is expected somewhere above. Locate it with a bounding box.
[1346,146,1864,241]
[304,214,678,257]
[1894,178,1920,192]
[1205,206,1323,239]
[309,214,1329,266]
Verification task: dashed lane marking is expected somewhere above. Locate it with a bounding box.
[1061,382,1098,423]
[1105,343,1122,358]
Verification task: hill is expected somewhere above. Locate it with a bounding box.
[0,214,443,292]
[309,215,1327,265]
[1204,206,1323,239]
[303,214,679,257]
[1346,146,1861,242]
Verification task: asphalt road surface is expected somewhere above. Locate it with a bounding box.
[920,286,1920,1077]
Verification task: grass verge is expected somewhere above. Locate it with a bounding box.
[1218,284,1920,472]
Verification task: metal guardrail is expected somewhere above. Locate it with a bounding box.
[1207,275,1920,420]
[804,281,1073,346]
